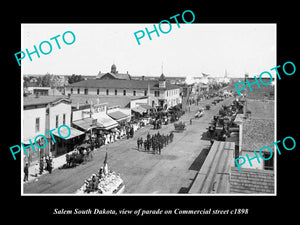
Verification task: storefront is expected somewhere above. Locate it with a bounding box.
[51,126,85,157]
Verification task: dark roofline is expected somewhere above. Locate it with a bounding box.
[23,97,71,107]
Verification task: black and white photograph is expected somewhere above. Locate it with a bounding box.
[4,4,298,221]
[20,23,276,195]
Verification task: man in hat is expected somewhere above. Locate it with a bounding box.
[24,163,29,182]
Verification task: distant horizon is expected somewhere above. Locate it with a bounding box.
[23,73,248,79]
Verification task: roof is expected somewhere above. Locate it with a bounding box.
[242,118,274,152]
[131,106,147,114]
[188,141,235,194]
[245,78,275,100]
[138,103,153,110]
[97,72,131,80]
[246,99,274,120]
[23,96,71,107]
[67,79,180,90]
[131,76,186,81]
[159,73,166,81]
[230,167,275,194]
[241,99,275,152]
[107,110,130,121]
[92,114,118,130]
[72,118,100,131]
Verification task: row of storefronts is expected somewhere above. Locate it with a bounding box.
[23,96,153,166]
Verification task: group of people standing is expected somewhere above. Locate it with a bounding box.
[137,131,174,155]
[39,156,53,175]
[23,155,53,182]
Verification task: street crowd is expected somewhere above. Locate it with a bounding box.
[137,131,174,155]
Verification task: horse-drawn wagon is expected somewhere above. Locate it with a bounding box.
[65,143,92,168]
[174,121,186,131]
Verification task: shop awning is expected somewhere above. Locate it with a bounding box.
[108,110,130,122]
[92,114,118,130]
[72,118,100,131]
[138,104,153,110]
[52,126,85,140]
[132,106,147,115]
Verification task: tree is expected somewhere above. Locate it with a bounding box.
[68,74,84,84]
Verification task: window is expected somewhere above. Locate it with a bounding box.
[70,88,73,94]
[106,89,109,95]
[84,88,88,95]
[123,90,126,96]
[144,90,147,96]
[56,115,59,128]
[133,90,136,96]
[97,89,100,95]
[63,114,66,125]
[77,88,80,94]
[115,89,117,95]
[35,118,40,132]
[263,153,274,170]
[155,90,160,97]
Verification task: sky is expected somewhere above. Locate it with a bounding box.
[21,23,276,78]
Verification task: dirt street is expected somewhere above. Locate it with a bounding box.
[23,96,233,194]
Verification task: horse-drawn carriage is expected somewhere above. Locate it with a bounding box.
[174,121,186,131]
[65,143,92,168]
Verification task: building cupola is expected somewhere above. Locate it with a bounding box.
[111,64,117,74]
[159,73,166,88]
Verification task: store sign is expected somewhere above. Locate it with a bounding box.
[93,104,106,113]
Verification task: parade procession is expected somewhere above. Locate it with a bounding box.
[23,74,236,195]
